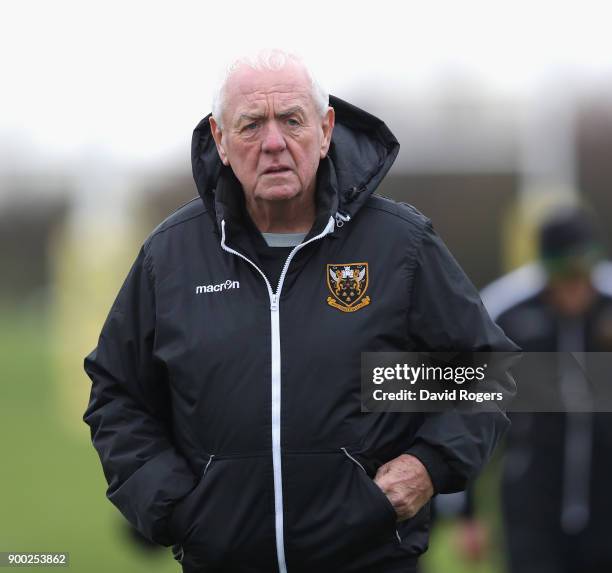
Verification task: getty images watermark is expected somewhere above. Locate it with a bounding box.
[361,352,612,412]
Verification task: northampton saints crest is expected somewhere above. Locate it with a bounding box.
[326,262,371,312]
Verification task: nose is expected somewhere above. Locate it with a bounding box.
[261,120,287,153]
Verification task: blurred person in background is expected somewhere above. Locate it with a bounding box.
[455,205,612,573]
[82,49,516,573]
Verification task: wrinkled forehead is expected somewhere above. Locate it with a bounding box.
[223,64,315,120]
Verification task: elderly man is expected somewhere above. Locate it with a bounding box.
[83,50,516,573]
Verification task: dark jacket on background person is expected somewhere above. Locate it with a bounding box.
[481,262,612,573]
[82,95,517,573]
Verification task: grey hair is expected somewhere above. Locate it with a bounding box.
[211,49,329,129]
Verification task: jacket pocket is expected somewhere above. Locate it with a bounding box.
[168,453,216,556]
[169,454,277,572]
[341,447,403,545]
[283,449,400,572]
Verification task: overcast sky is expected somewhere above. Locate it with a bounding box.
[2,0,612,170]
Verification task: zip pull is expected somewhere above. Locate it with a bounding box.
[271,294,279,312]
[334,211,351,228]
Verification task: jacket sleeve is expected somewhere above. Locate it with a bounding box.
[404,219,518,494]
[83,243,198,546]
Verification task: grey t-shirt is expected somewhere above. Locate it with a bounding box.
[261,232,307,248]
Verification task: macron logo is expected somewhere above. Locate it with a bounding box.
[195,279,240,294]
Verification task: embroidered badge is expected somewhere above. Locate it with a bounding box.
[326,262,371,312]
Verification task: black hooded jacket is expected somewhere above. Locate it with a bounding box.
[83,95,517,572]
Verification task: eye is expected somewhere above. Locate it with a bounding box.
[286,118,300,127]
[240,121,260,133]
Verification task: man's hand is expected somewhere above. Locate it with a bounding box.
[374,454,434,521]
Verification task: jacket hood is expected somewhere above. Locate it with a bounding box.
[191,95,400,224]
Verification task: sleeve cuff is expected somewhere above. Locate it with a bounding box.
[405,441,459,495]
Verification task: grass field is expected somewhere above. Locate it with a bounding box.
[0,304,507,572]
[0,305,179,572]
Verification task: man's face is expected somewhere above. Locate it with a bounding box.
[546,274,595,317]
[209,63,334,203]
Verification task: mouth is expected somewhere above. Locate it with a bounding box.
[262,165,292,175]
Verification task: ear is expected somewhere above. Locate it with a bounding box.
[319,106,335,159]
[209,116,230,166]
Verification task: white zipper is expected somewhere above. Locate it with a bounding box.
[220,216,336,573]
[202,453,215,478]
